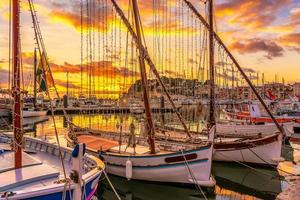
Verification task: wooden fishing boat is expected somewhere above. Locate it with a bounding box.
[213,133,283,166]
[158,122,294,138]
[66,128,216,186]
[214,123,294,137]
[68,126,283,166]
[156,124,283,166]
[0,134,104,200]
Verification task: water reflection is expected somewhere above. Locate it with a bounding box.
[97,162,283,200]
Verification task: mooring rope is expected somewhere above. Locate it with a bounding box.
[103,170,121,200]
[247,146,299,177]
[180,149,208,200]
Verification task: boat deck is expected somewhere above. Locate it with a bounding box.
[77,135,119,152]
[0,136,74,194]
[0,149,72,193]
[76,134,173,155]
[0,151,42,173]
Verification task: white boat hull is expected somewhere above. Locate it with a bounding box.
[130,108,144,114]
[213,134,283,166]
[216,123,294,137]
[23,110,47,118]
[101,144,215,187]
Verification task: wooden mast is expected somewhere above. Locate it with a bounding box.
[33,48,37,108]
[110,0,192,138]
[208,0,216,128]
[183,0,284,134]
[131,0,155,153]
[67,71,69,97]
[12,0,22,169]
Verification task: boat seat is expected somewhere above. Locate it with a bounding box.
[0,164,59,192]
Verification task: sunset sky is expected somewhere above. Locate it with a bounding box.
[0,0,299,98]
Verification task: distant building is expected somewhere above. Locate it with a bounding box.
[293,83,300,96]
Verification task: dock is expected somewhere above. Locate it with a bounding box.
[51,107,176,115]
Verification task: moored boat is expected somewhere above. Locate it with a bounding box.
[0,133,104,200]
[213,133,283,166]
[225,103,300,124]
[66,127,216,186]
[22,108,48,118]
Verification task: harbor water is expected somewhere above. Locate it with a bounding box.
[15,106,297,200]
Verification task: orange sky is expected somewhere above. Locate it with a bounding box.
[0,0,300,98]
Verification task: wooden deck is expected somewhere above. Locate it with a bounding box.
[77,135,119,152]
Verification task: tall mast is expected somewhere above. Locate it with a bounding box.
[67,71,69,97]
[208,0,216,128]
[131,0,155,154]
[12,0,22,169]
[110,0,191,138]
[183,0,284,134]
[33,48,37,108]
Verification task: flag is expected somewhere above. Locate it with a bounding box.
[36,51,54,92]
[266,89,276,100]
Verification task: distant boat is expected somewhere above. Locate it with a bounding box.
[225,102,300,124]
[129,100,144,114]
[22,108,48,118]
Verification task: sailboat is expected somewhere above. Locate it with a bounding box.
[0,1,104,199]
[177,0,284,166]
[69,0,284,168]
[67,0,216,187]
[225,101,300,124]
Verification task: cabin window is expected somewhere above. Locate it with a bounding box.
[165,153,197,163]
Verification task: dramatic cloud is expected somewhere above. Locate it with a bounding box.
[49,2,115,32]
[230,38,284,59]
[216,0,292,29]
[286,7,300,28]
[243,67,256,73]
[50,61,139,78]
[278,33,300,52]
[55,79,81,90]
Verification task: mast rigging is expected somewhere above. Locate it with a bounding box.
[183,0,284,134]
